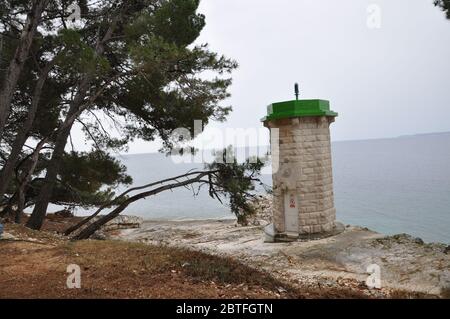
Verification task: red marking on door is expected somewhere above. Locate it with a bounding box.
[289,195,296,208]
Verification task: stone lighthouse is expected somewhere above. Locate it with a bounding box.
[262,85,340,242]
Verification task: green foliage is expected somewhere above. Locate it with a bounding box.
[59,151,132,190]
[1,0,240,217]
[207,147,267,225]
[96,0,238,150]
[26,150,133,208]
[57,29,111,75]
[152,0,206,46]
[435,0,450,19]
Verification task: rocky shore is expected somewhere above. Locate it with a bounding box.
[112,196,450,298]
[114,220,449,298]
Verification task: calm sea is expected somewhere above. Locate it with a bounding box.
[71,132,450,244]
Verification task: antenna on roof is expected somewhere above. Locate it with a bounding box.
[294,83,299,100]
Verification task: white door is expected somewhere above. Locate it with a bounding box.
[284,192,299,234]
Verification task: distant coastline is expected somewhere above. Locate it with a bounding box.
[119,131,450,156]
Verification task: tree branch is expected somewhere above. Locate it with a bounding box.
[72,171,212,240]
[64,170,219,236]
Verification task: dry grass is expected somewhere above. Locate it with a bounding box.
[439,287,450,299]
[0,224,373,299]
[389,290,441,299]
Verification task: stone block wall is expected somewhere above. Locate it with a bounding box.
[265,116,336,235]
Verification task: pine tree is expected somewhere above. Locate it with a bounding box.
[435,0,450,19]
[0,1,246,230]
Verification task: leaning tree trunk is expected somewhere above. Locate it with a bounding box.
[25,103,83,230]
[15,186,25,224]
[64,170,211,236]
[0,193,18,221]
[0,138,47,223]
[26,18,118,230]
[0,60,55,199]
[73,172,209,240]
[0,0,48,136]
[15,138,47,224]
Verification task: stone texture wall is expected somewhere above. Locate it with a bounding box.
[265,116,336,235]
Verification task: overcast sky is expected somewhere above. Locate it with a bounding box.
[77,0,450,154]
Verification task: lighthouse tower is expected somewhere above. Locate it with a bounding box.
[262,85,341,242]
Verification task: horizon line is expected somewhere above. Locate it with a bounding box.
[119,130,450,156]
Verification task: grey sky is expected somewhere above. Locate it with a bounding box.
[75,0,450,154]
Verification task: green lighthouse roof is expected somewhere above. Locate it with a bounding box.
[262,99,338,122]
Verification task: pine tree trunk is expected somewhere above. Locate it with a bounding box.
[73,172,208,240]
[25,108,79,230]
[0,60,55,199]
[26,76,92,230]
[25,17,118,230]
[15,138,47,224]
[0,0,47,136]
[15,187,25,224]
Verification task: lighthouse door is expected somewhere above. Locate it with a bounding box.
[284,192,299,234]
